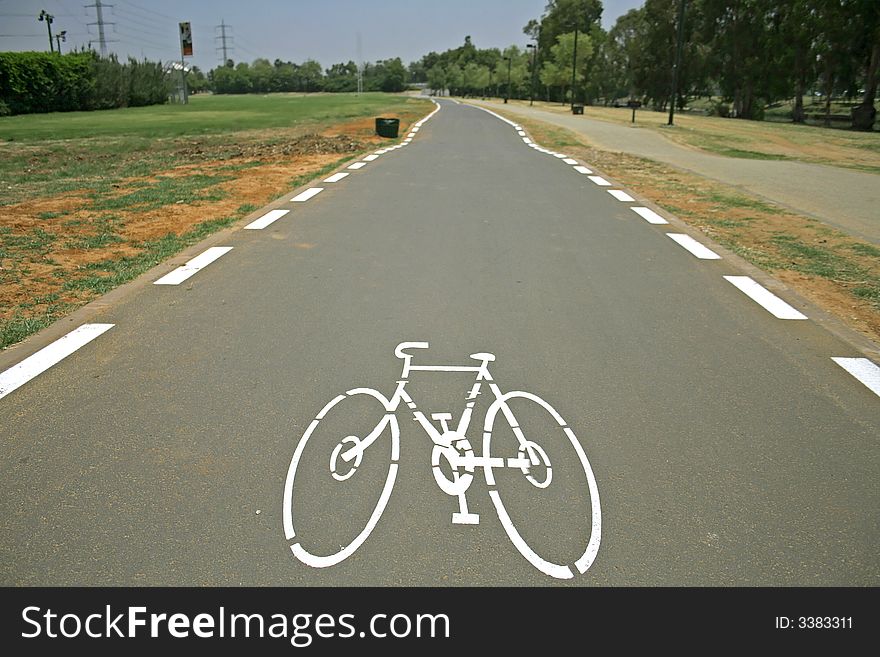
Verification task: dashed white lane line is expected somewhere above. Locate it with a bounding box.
[588,175,611,186]
[631,207,668,224]
[323,172,350,183]
[666,233,722,260]
[153,246,233,285]
[723,276,808,320]
[607,190,635,202]
[348,162,367,170]
[244,209,289,230]
[831,358,880,397]
[522,137,532,144]
[412,127,420,132]
[0,323,115,401]
[553,153,568,159]
[291,187,324,202]
[363,154,380,162]
[573,165,593,175]
[563,158,578,165]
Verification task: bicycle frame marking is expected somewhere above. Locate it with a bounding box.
[282,341,602,579]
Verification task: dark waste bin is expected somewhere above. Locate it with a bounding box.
[375,117,400,138]
[572,104,584,115]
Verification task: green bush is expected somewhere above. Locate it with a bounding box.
[712,101,730,118]
[0,50,169,115]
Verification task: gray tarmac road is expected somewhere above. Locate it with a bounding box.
[1,99,878,586]
[470,99,880,245]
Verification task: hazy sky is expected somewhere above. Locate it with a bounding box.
[1,0,643,72]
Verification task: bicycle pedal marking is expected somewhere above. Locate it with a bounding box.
[282,341,602,579]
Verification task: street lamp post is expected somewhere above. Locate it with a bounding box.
[503,56,512,104]
[527,43,537,107]
[668,0,687,126]
[570,25,579,110]
[54,30,67,54]
[38,10,55,53]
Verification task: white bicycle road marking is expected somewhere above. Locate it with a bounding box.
[153,246,233,285]
[831,358,880,398]
[282,341,602,579]
[291,188,324,202]
[244,209,289,230]
[0,324,114,400]
[724,276,808,320]
[666,233,722,260]
[631,206,668,224]
[607,190,635,202]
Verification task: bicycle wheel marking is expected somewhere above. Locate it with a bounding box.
[283,342,602,580]
[291,463,399,569]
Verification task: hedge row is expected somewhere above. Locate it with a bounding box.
[0,51,169,115]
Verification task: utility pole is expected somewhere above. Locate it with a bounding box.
[503,55,512,103]
[528,25,540,107]
[85,1,115,57]
[54,30,67,54]
[38,10,54,53]
[668,0,687,126]
[527,43,536,106]
[215,19,231,66]
[356,32,364,95]
[570,25,578,110]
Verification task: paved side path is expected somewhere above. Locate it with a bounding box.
[470,100,880,244]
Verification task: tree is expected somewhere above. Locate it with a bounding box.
[851,0,880,130]
[377,57,407,92]
[299,59,323,92]
[427,64,447,95]
[446,64,464,96]
[551,32,592,102]
[540,60,566,102]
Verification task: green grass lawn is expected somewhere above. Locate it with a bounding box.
[0,92,419,141]
[0,92,431,350]
[496,98,880,173]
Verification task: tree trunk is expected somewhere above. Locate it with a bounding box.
[852,41,879,131]
[792,47,806,123]
[824,61,833,128]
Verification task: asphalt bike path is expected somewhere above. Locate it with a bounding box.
[470,99,880,245]
[1,99,877,585]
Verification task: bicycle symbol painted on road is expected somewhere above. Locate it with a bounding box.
[282,342,602,579]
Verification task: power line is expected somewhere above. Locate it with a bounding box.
[116,0,174,21]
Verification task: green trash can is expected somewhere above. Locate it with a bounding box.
[375,117,400,138]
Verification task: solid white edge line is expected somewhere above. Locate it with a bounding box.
[573,165,592,174]
[244,209,289,230]
[153,246,233,285]
[323,172,350,183]
[291,187,324,202]
[607,190,635,202]
[631,207,668,224]
[666,233,722,260]
[831,358,880,398]
[0,324,115,400]
[723,276,808,320]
